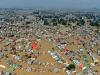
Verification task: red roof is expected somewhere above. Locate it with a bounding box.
[64,48,68,52]
[32,42,40,50]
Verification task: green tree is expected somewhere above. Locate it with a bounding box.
[67,64,75,70]
[90,21,100,26]
[26,21,31,24]
[53,22,57,26]
[44,19,49,25]
[59,18,67,25]
[52,18,58,26]
[80,19,85,25]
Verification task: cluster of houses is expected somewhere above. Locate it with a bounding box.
[0,8,100,75]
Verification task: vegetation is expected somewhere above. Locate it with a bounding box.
[44,19,49,25]
[67,64,75,70]
[26,21,31,24]
[52,18,58,26]
[90,21,100,27]
[59,18,67,25]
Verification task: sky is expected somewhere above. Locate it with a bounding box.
[0,0,100,9]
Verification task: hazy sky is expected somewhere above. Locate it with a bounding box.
[0,0,100,9]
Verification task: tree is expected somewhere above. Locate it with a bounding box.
[59,18,64,24]
[80,19,85,25]
[77,22,80,26]
[59,18,67,25]
[52,18,57,23]
[77,19,85,26]
[62,20,67,25]
[44,19,49,25]
[52,18,58,26]
[53,22,57,26]
[26,21,31,24]
[90,21,100,27]
[67,64,75,70]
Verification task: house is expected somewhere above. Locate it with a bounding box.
[97,50,100,56]
[27,58,36,65]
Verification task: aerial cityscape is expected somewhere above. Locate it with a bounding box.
[0,0,100,75]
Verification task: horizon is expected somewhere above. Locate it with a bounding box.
[0,0,100,9]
